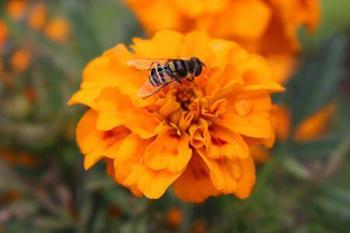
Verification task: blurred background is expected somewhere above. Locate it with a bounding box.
[0,0,349,232]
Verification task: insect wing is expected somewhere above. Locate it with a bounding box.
[137,81,163,98]
[127,58,169,71]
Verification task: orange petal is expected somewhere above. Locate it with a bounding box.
[159,92,181,117]
[235,156,256,199]
[114,133,151,184]
[84,151,104,170]
[265,53,296,84]
[180,31,215,66]
[197,150,238,194]
[294,103,335,142]
[226,0,271,40]
[96,87,161,138]
[144,127,192,173]
[215,112,273,139]
[135,166,182,199]
[132,31,184,59]
[208,125,249,159]
[173,154,220,203]
[76,110,103,155]
[114,133,187,199]
[126,0,182,35]
[76,110,129,170]
[68,44,141,108]
[189,119,210,149]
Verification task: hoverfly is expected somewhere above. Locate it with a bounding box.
[128,57,205,98]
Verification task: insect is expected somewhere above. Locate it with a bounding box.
[128,57,205,98]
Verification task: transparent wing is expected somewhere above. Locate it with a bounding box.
[137,80,175,99]
[128,58,169,71]
[137,81,162,98]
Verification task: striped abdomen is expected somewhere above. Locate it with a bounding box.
[149,59,191,87]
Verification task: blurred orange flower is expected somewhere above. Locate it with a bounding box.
[0,149,39,168]
[273,104,335,143]
[126,0,320,83]
[251,103,335,162]
[294,103,335,142]
[0,21,8,47]
[11,48,31,72]
[69,31,284,202]
[254,85,334,166]
[126,0,319,53]
[166,208,183,228]
[6,0,27,21]
[27,3,48,30]
[44,17,70,42]
[190,219,208,233]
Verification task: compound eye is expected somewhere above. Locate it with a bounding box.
[194,64,202,76]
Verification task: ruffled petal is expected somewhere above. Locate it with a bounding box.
[180,31,216,66]
[224,0,271,40]
[114,133,181,199]
[132,31,184,59]
[198,150,238,194]
[68,45,133,107]
[114,133,151,184]
[76,110,130,170]
[95,87,161,138]
[235,156,256,199]
[215,112,273,139]
[144,127,192,173]
[208,125,249,159]
[173,154,220,203]
[134,166,182,199]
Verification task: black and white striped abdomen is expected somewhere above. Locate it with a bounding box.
[149,62,174,87]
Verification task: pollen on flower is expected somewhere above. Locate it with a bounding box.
[69,30,284,202]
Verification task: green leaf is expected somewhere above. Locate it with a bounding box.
[316,188,350,219]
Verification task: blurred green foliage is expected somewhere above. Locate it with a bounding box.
[0,0,350,233]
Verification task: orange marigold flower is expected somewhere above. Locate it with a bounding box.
[126,0,320,83]
[126,0,320,54]
[69,31,284,202]
[27,3,48,30]
[11,48,31,72]
[6,0,27,21]
[44,17,70,42]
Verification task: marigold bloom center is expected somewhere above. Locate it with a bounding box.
[174,81,200,109]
